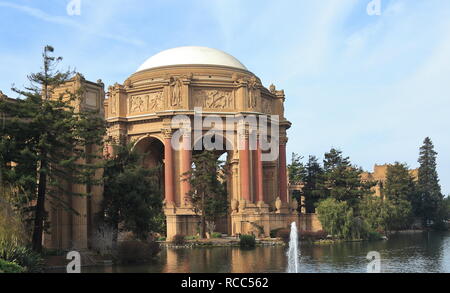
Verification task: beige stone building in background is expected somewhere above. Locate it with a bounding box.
[361,164,419,197]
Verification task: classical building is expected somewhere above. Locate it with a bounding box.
[2,47,323,250]
[361,164,419,197]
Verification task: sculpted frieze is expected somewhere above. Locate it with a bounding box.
[193,89,234,110]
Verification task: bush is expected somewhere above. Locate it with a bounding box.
[185,235,199,241]
[0,240,44,273]
[172,234,186,245]
[116,240,160,264]
[299,230,328,241]
[367,231,383,241]
[0,259,25,273]
[276,229,290,243]
[211,232,222,239]
[239,234,256,248]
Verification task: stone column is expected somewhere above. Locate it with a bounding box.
[278,138,288,203]
[164,130,175,206]
[180,133,191,206]
[239,135,251,202]
[256,142,264,204]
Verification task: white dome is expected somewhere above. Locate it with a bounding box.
[136,46,247,72]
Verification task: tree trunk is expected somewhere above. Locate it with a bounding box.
[200,192,206,239]
[32,160,47,252]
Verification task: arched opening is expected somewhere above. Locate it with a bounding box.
[133,136,165,198]
[191,133,233,235]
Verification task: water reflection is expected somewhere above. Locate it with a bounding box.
[81,231,450,273]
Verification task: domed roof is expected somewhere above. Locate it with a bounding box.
[136,46,247,72]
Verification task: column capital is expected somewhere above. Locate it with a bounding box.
[162,128,173,139]
[280,136,288,145]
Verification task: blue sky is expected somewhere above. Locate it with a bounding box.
[1,0,449,194]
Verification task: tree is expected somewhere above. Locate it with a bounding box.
[382,163,414,229]
[102,144,164,244]
[320,148,375,209]
[300,155,324,213]
[288,153,306,184]
[316,198,365,240]
[417,137,444,225]
[184,151,228,239]
[0,46,105,252]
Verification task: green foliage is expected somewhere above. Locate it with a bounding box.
[102,144,164,242]
[172,234,186,245]
[367,231,383,241]
[116,240,160,264]
[239,234,256,248]
[417,137,444,225]
[184,150,228,238]
[0,240,43,273]
[0,46,105,252]
[320,148,375,209]
[316,198,368,240]
[302,155,325,213]
[211,232,222,238]
[288,153,306,184]
[0,259,25,273]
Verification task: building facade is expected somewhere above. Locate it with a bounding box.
[2,47,324,250]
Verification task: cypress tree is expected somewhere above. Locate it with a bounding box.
[417,137,443,225]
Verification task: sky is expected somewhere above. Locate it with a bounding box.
[0,0,449,194]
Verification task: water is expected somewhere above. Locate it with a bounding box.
[287,222,300,273]
[65,231,450,273]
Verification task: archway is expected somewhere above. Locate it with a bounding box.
[133,136,165,198]
[191,133,234,235]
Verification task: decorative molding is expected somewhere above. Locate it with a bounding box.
[193,88,234,110]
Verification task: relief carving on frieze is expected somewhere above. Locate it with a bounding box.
[129,95,146,113]
[148,91,163,111]
[129,91,163,113]
[194,89,234,110]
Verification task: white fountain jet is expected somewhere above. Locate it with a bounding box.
[287,221,300,273]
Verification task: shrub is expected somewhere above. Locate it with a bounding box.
[0,259,25,273]
[185,235,199,241]
[211,232,222,239]
[367,231,383,241]
[172,234,186,245]
[116,240,160,264]
[0,240,44,273]
[276,229,290,243]
[239,234,256,248]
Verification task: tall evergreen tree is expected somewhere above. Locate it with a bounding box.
[417,137,444,225]
[301,155,324,213]
[383,163,414,229]
[0,46,105,252]
[321,148,374,209]
[102,144,164,244]
[288,153,306,184]
[184,151,228,239]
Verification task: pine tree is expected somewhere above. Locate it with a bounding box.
[417,137,444,225]
[1,46,105,252]
[321,148,375,209]
[102,144,164,244]
[301,155,324,213]
[184,151,228,239]
[288,153,306,184]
